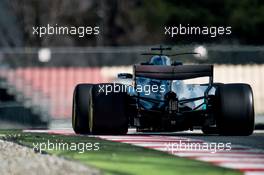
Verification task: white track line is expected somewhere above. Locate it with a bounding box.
[196,157,264,163]
[218,162,264,169]
[245,172,264,175]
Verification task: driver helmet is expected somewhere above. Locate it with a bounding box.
[150,56,171,65]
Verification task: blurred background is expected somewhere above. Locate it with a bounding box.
[0,0,263,128]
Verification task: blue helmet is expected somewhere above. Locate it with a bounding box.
[150,56,171,65]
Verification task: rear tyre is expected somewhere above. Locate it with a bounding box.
[72,84,93,134]
[216,83,254,136]
[91,83,128,134]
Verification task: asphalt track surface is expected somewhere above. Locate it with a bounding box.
[50,119,264,150]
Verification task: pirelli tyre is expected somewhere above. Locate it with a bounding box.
[72,83,128,135]
[216,83,255,136]
[90,83,128,134]
[72,84,93,134]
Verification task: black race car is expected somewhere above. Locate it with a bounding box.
[72,46,254,135]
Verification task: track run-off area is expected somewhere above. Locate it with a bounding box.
[24,128,264,175]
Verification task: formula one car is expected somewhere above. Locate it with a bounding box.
[72,46,255,136]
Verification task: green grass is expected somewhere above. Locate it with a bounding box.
[0,130,241,175]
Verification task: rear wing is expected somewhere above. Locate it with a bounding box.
[133,64,214,104]
[134,64,213,80]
